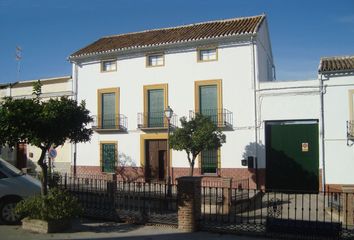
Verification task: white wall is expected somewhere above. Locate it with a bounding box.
[258,80,321,169]
[76,38,261,170]
[322,73,354,185]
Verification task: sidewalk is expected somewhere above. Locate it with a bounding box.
[0,219,267,240]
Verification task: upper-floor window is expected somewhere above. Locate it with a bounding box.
[101,59,117,72]
[97,88,120,129]
[146,54,164,67]
[198,48,217,62]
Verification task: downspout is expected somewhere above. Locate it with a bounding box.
[72,62,79,176]
[251,35,259,189]
[319,73,326,191]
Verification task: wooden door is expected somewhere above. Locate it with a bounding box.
[145,140,167,181]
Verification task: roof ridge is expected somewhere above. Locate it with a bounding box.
[103,14,265,39]
[320,55,354,60]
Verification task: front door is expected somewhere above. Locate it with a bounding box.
[265,121,319,192]
[145,140,167,181]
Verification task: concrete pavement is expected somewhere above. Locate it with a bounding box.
[0,219,268,240]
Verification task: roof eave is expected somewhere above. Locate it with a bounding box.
[69,33,257,61]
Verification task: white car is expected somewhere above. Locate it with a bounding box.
[0,158,41,224]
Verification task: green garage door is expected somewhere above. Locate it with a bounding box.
[265,121,319,192]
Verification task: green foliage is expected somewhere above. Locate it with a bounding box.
[0,81,93,195]
[15,188,82,221]
[169,114,226,175]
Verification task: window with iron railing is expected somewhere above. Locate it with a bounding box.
[92,114,127,131]
[201,149,218,175]
[101,142,117,173]
[189,108,233,128]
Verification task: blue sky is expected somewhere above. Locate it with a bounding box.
[0,0,353,83]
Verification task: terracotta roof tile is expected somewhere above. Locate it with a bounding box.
[319,55,354,73]
[70,15,265,59]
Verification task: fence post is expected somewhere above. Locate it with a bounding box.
[342,185,354,226]
[177,176,202,232]
[106,173,117,209]
[222,177,232,215]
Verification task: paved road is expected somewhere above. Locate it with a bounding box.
[0,219,269,240]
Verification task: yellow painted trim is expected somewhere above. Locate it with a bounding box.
[145,53,165,68]
[100,59,117,73]
[194,79,223,124]
[139,133,172,168]
[143,83,168,127]
[197,46,218,63]
[97,88,120,128]
[99,141,118,173]
[349,89,354,121]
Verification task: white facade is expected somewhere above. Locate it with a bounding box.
[72,16,353,190]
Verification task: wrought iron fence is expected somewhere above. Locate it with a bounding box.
[56,173,178,225]
[200,187,354,239]
[52,173,354,239]
[137,112,178,129]
[189,108,233,128]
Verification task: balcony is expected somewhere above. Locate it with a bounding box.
[347,120,354,145]
[137,111,178,131]
[92,114,127,132]
[189,108,233,130]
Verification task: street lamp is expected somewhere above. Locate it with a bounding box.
[164,106,173,197]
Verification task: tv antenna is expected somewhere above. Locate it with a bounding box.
[15,46,22,81]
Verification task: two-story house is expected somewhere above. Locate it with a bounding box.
[69,14,273,188]
[69,14,354,192]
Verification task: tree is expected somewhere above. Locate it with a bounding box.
[0,81,93,195]
[169,114,226,176]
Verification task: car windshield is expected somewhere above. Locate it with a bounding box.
[0,158,22,177]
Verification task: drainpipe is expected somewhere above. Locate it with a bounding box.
[251,36,259,189]
[72,62,79,176]
[319,73,326,191]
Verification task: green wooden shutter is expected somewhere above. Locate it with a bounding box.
[102,144,116,173]
[199,85,217,124]
[148,89,164,127]
[102,93,116,129]
[201,149,218,174]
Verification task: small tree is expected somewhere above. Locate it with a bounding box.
[169,114,226,176]
[0,81,93,195]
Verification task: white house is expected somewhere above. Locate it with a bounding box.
[69,14,353,192]
[0,76,74,173]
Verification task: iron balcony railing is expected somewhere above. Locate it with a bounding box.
[137,111,178,129]
[347,120,354,139]
[189,108,233,128]
[92,114,128,131]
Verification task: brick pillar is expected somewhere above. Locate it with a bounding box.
[177,176,202,232]
[222,177,232,214]
[342,185,354,226]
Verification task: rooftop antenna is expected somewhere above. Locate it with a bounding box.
[15,46,22,81]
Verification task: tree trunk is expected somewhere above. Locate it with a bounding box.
[37,147,48,196]
[189,164,194,176]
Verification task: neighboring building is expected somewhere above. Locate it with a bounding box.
[0,76,74,173]
[318,56,354,192]
[69,14,353,191]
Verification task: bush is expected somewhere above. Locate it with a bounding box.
[16,188,82,221]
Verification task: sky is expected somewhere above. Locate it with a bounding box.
[0,0,354,83]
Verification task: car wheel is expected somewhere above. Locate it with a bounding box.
[0,198,21,225]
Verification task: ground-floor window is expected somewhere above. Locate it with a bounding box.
[201,148,218,174]
[100,142,117,173]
